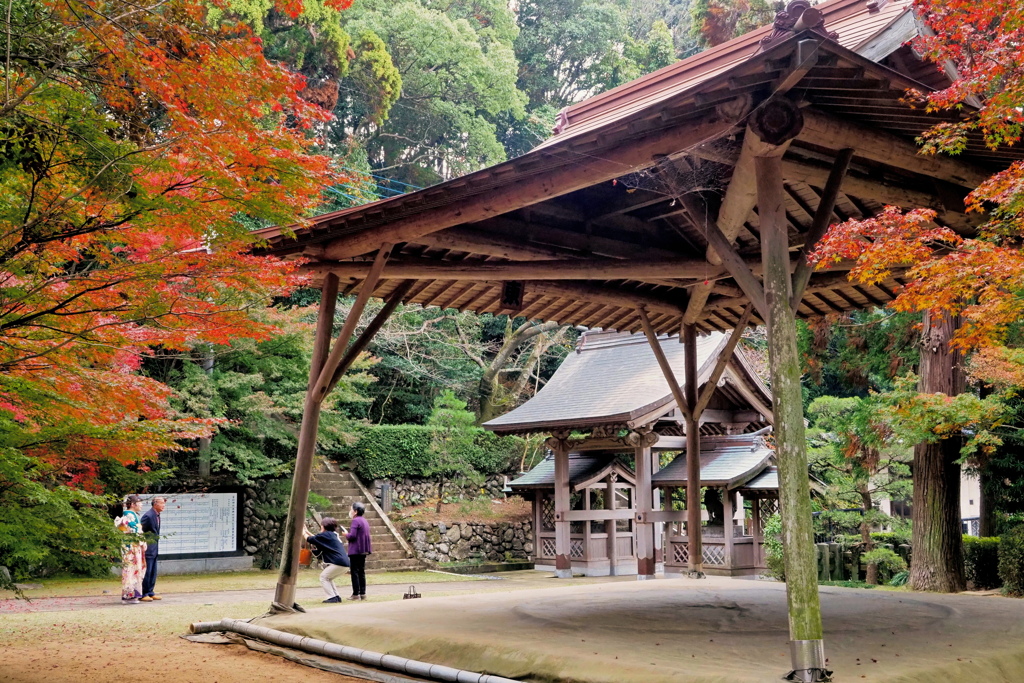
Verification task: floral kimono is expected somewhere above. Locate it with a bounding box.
[117,510,147,602]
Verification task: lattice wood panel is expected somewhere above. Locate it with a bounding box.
[542,496,555,531]
[541,538,557,558]
[570,540,585,559]
[702,545,726,565]
[759,498,779,521]
[672,542,689,565]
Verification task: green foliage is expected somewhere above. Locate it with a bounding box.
[862,547,908,580]
[889,570,910,586]
[999,526,1024,596]
[424,391,482,488]
[158,307,374,484]
[963,535,1001,589]
[344,424,522,480]
[0,448,124,581]
[763,513,786,581]
[870,531,912,547]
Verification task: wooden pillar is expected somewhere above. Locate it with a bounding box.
[605,473,618,576]
[756,150,824,653]
[273,274,339,608]
[910,310,966,592]
[683,322,703,574]
[723,488,735,570]
[751,494,763,568]
[552,444,572,578]
[635,444,656,579]
[652,449,664,569]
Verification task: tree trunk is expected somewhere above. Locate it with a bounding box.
[436,479,445,514]
[909,310,966,593]
[860,485,877,585]
[197,350,215,479]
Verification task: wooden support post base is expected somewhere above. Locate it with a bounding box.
[553,568,573,579]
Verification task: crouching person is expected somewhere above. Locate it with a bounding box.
[304,517,350,603]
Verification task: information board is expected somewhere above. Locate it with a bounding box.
[144,493,239,556]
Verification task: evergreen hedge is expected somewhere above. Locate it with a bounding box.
[963,535,1001,589]
[998,526,1024,595]
[339,425,524,480]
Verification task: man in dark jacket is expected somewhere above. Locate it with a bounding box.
[304,517,350,603]
[140,497,165,602]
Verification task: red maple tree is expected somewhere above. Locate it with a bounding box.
[0,0,350,489]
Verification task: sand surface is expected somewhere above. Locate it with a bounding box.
[258,576,1024,682]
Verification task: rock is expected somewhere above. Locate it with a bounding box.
[445,526,461,543]
[436,543,449,554]
[412,530,427,543]
[503,528,514,542]
[438,522,447,534]
[525,542,534,553]
[245,545,258,554]
[461,525,474,540]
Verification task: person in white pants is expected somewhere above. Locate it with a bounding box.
[303,517,351,603]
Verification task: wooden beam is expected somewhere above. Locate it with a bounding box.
[637,308,692,424]
[790,148,854,309]
[683,322,703,574]
[318,116,742,259]
[682,123,794,324]
[755,151,824,647]
[702,221,768,318]
[693,304,755,418]
[311,245,392,403]
[274,273,339,608]
[325,279,416,396]
[799,108,990,189]
[308,256,724,282]
[404,226,583,261]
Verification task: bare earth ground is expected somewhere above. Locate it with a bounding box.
[394,496,532,525]
[259,575,1024,683]
[0,569,618,682]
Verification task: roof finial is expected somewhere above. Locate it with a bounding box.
[756,0,838,53]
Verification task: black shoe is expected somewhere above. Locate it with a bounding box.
[323,596,342,604]
[348,594,359,600]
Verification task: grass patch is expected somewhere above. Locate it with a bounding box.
[0,569,481,600]
[819,580,906,591]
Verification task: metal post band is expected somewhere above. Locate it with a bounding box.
[785,639,831,682]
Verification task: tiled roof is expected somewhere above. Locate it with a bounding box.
[538,0,913,149]
[740,467,779,490]
[653,432,773,488]
[483,330,729,434]
[508,453,628,490]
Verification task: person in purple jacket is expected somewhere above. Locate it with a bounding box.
[342,501,372,600]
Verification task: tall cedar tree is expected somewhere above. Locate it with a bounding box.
[811,0,1024,591]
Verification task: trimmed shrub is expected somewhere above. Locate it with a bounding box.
[342,424,523,480]
[862,547,907,583]
[963,535,1001,589]
[870,531,911,547]
[998,525,1024,596]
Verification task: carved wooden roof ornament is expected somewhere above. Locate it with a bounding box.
[756,0,839,54]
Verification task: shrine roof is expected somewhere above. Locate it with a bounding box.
[653,431,774,489]
[507,453,634,491]
[483,330,770,435]
[740,467,780,491]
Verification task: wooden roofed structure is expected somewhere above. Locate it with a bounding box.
[262,1,1024,678]
[493,329,781,577]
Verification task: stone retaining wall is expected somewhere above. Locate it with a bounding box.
[242,480,287,570]
[404,520,533,564]
[373,474,508,508]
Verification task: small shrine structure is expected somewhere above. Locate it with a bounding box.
[492,329,780,577]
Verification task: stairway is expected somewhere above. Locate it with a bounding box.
[310,468,425,572]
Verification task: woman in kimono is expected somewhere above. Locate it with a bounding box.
[117,494,147,604]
